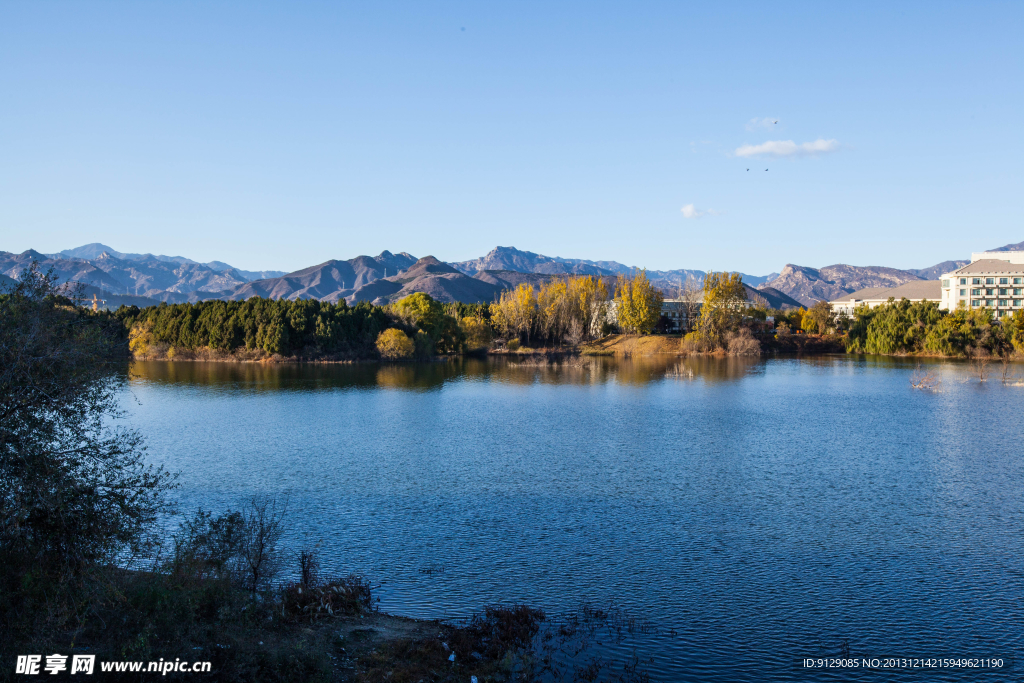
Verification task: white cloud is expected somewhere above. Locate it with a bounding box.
[681,204,721,219]
[745,117,779,131]
[734,138,839,158]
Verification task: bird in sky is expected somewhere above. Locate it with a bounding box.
[773,120,778,124]
[765,168,768,171]
[746,168,749,171]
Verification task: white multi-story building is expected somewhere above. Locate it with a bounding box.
[940,251,1024,318]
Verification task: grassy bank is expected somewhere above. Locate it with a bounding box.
[580,334,682,356]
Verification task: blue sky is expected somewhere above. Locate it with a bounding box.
[1,1,1021,274]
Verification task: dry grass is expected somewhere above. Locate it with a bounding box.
[580,334,681,357]
[725,329,761,356]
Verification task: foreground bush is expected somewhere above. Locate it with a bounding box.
[0,266,175,663]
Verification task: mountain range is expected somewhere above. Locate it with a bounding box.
[2,241,1016,310]
[52,243,285,281]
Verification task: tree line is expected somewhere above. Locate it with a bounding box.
[108,269,1024,360]
[844,299,1024,357]
[113,272,675,360]
[118,298,393,359]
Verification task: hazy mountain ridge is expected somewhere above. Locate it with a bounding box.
[6,241,1017,310]
[907,260,969,280]
[0,250,253,302]
[450,246,774,287]
[52,243,286,281]
[989,240,1024,252]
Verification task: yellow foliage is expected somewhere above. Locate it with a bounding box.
[128,322,153,358]
[614,270,663,335]
[490,275,610,345]
[459,316,492,348]
[694,272,746,347]
[490,284,537,343]
[375,328,414,359]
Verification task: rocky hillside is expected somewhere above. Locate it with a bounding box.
[220,251,417,303]
[346,257,504,305]
[451,246,610,277]
[759,264,924,307]
[451,246,773,287]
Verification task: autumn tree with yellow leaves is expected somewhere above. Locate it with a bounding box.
[693,271,747,349]
[490,283,538,344]
[489,276,610,346]
[613,270,663,335]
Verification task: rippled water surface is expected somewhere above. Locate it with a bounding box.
[127,357,1024,681]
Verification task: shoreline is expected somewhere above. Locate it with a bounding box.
[128,334,1011,365]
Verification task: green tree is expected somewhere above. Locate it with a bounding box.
[803,300,835,334]
[1,266,174,647]
[391,293,465,354]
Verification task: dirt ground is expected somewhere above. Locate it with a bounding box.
[329,612,448,681]
[323,608,541,683]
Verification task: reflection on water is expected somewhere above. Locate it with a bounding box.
[126,356,1022,682]
[131,355,767,390]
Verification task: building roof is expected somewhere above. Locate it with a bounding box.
[882,280,942,300]
[830,287,892,303]
[830,281,941,304]
[950,259,1024,275]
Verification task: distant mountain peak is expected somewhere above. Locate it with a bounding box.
[397,255,459,278]
[761,263,925,306]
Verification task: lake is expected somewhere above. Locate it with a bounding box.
[126,356,1024,681]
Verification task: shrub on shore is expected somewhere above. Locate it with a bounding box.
[846,299,1022,357]
[376,328,415,359]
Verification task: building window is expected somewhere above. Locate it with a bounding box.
[986,278,995,284]
[1000,288,1008,295]
[1015,278,1022,285]
[1000,278,1009,284]
[971,289,980,295]
[1016,300,1023,307]
[1015,289,1022,295]
[986,288,994,295]
[987,300,995,306]
[971,300,981,307]
[960,278,967,285]
[959,289,966,295]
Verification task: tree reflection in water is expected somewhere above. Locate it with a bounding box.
[131,355,764,391]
